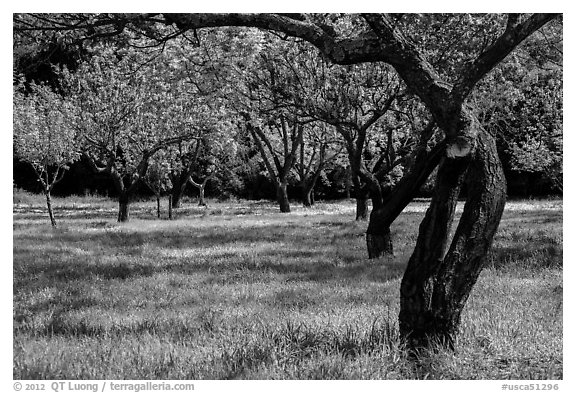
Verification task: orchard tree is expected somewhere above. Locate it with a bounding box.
[154,35,239,209]
[295,123,344,207]
[163,138,203,209]
[14,13,561,351]
[62,45,198,222]
[258,35,418,225]
[229,35,310,213]
[13,81,80,226]
[184,124,240,207]
[142,151,172,218]
[304,60,403,220]
[242,113,306,213]
[160,125,231,209]
[143,116,240,210]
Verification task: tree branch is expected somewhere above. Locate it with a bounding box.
[83,152,110,174]
[360,13,454,124]
[452,13,560,104]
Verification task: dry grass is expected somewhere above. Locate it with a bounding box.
[13,191,562,379]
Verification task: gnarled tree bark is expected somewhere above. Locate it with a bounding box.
[399,126,506,350]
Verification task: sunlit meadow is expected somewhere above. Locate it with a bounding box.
[13,191,562,379]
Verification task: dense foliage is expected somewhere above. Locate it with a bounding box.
[13,16,562,203]
[13,15,562,203]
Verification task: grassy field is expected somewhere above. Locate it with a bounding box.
[13,192,563,379]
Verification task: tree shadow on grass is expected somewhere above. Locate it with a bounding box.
[14,250,405,291]
[14,218,364,259]
[487,242,562,271]
[498,210,562,226]
[14,210,408,300]
[14,223,406,297]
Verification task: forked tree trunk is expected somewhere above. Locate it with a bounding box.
[44,190,57,227]
[118,193,130,222]
[399,129,506,351]
[277,181,291,213]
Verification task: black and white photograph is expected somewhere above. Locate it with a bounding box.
[9,6,566,390]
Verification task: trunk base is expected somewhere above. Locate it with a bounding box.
[118,198,130,222]
[400,313,457,353]
[277,183,291,213]
[366,229,393,258]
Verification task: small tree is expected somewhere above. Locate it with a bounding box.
[13,82,80,226]
[295,123,344,207]
[229,36,308,213]
[142,152,172,218]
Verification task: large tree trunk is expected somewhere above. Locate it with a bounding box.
[276,181,291,213]
[366,141,446,259]
[44,190,57,227]
[118,193,131,223]
[399,129,506,351]
[168,195,173,220]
